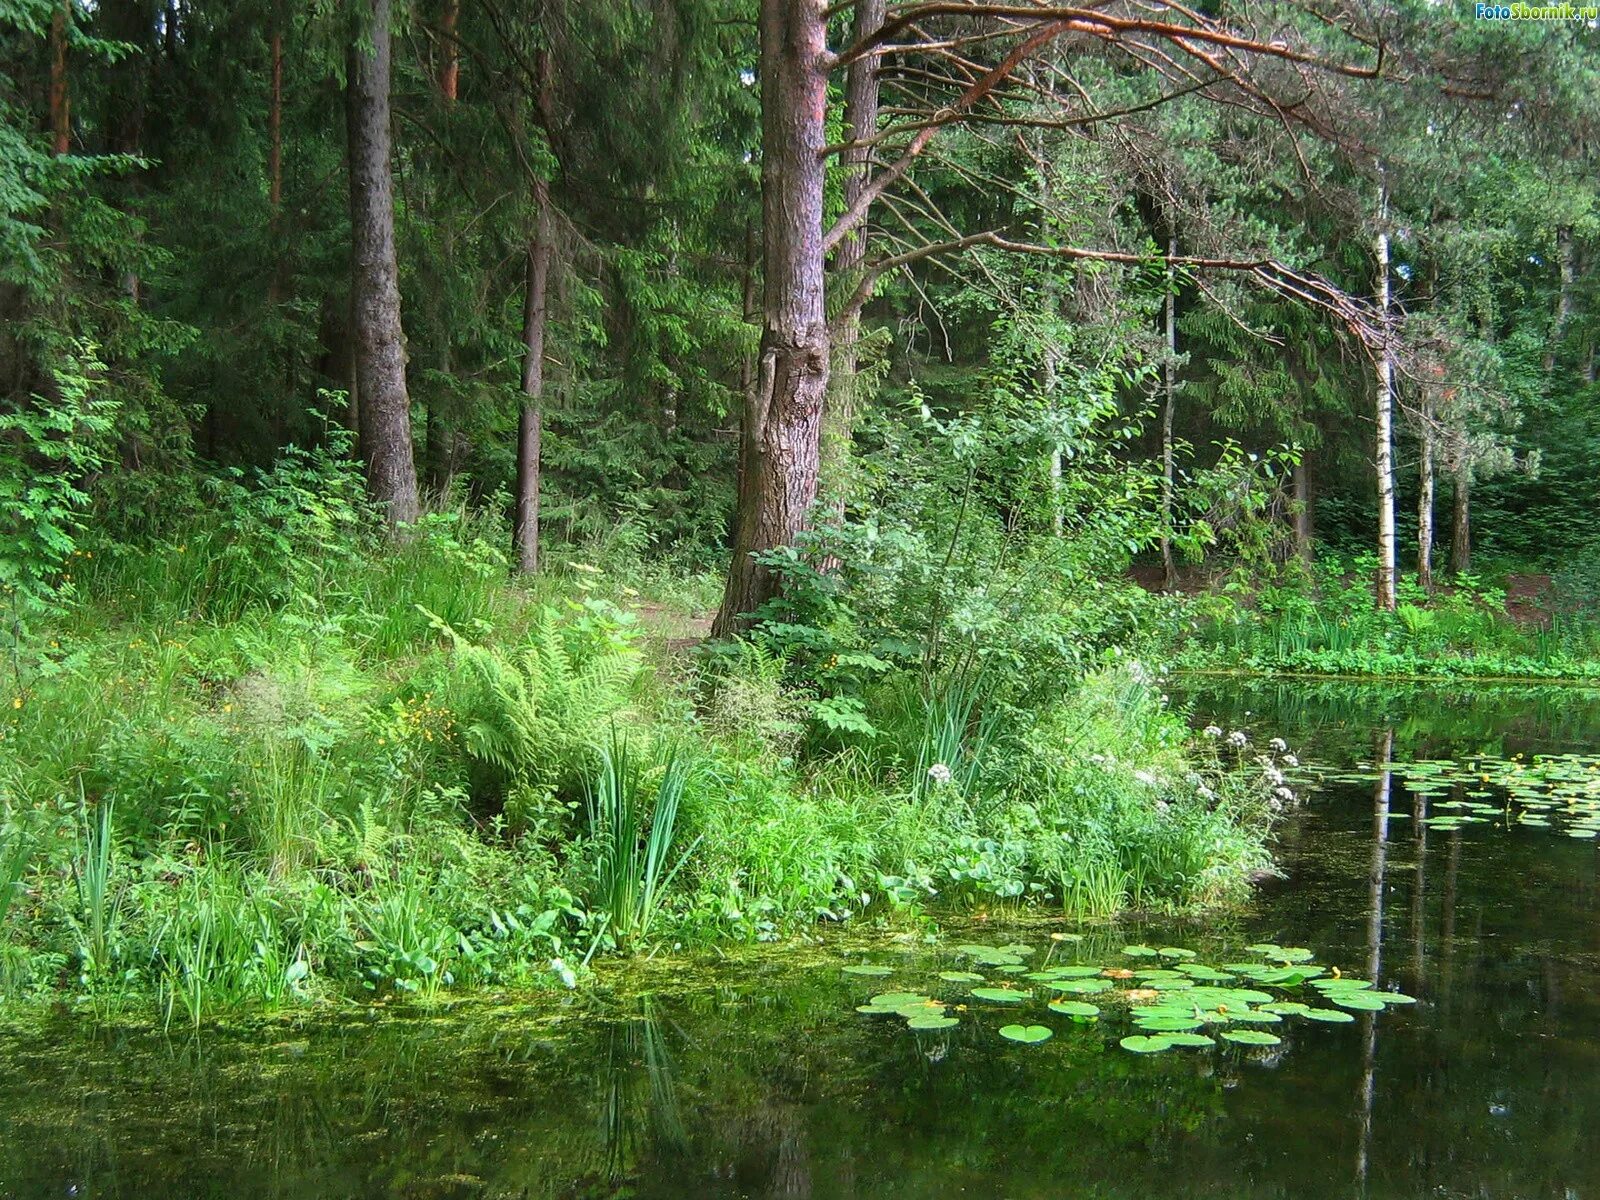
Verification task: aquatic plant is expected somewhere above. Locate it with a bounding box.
[844,938,1415,1055]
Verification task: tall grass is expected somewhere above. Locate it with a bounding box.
[585,733,699,947]
[71,794,122,982]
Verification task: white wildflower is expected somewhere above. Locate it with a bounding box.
[1196,783,1215,801]
[1283,754,1299,767]
[1268,737,1288,753]
[1134,769,1158,787]
[1274,786,1295,802]
[1203,725,1223,739]
[1264,767,1285,787]
[926,763,954,786]
[1227,730,1248,748]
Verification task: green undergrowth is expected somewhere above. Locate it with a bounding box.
[1171,553,1600,682]
[0,454,1290,1025]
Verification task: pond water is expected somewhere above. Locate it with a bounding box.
[3,680,1600,1200]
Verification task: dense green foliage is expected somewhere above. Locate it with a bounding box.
[0,463,1285,1017]
[1,0,1597,1021]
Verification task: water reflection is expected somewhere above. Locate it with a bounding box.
[3,685,1600,1199]
[1355,724,1391,1197]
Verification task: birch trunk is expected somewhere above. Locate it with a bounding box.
[1160,227,1178,587]
[1417,398,1435,593]
[1373,172,1397,611]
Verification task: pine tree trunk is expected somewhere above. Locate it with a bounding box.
[1417,400,1435,593]
[346,0,420,526]
[514,197,552,575]
[1160,227,1178,587]
[819,0,883,512]
[49,0,69,155]
[1543,226,1574,374]
[439,0,460,102]
[1373,173,1397,611]
[1292,454,1312,562]
[1450,464,1471,576]
[713,0,830,637]
[268,20,283,212]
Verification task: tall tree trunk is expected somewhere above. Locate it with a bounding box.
[514,196,553,575]
[1373,171,1397,611]
[48,0,70,155]
[268,17,283,212]
[266,8,284,309]
[1450,463,1471,576]
[1417,397,1435,593]
[439,0,460,101]
[735,218,760,514]
[819,0,883,512]
[347,0,420,525]
[1160,225,1178,587]
[1543,226,1574,374]
[1292,453,1312,562]
[712,0,831,637]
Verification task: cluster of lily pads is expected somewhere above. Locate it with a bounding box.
[844,938,1415,1054]
[1313,752,1600,839]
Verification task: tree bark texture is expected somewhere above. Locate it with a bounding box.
[49,0,70,155]
[1373,173,1397,611]
[1292,454,1312,561]
[819,0,883,509]
[515,197,552,575]
[1450,463,1471,576]
[439,0,460,102]
[1417,399,1435,593]
[1160,227,1178,587]
[347,0,420,526]
[713,0,830,636]
[1543,225,1574,374]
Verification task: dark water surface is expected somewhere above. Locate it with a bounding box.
[4,680,1599,1199]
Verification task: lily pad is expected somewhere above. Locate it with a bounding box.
[1300,1008,1357,1023]
[906,1014,960,1031]
[1328,991,1387,1011]
[938,971,985,983]
[1047,1000,1100,1019]
[842,964,893,976]
[1120,1034,1174,1053]
[1122,945,1158,957]
[971,987,1027,1004]
[998,1024,1053,1044]
[1164,1032,1217,1047]
[1221,1029,1282,1046]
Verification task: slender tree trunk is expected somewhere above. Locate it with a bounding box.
[1160,225,1178,587]
[1417,397,1435,593]
[1292,453,1312,562]
[347,0,420,525]
[819,0,883,513]
[268,19,283,212]
[266,9,284,308]
[1450,463,1471,576]
[49,0,69,155]
[439,0,460,102]
[514,196,553,575]
[1543,226,1574,374]
[735,218,760,516]
[1373,172,1397,611]
[713,0,831,636]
